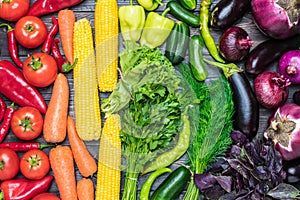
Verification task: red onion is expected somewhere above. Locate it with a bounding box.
[278,50,300,84]
[251,0,300,39]
[264,103,300,160]
[254,71,290,109]
[218,26,253,62]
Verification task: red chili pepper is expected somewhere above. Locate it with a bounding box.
[0,175,53,200]
[0,23,23,69]
[27,0,85,17]
[0,97,6,122]
[0,142,55,151]
[42,16,59,54]
[0,60,47,114]
[0,104,16,143]
[51,39,78,72]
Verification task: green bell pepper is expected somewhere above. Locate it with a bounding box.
[119,0,145,42]
[140,11,175,49]
[137,0,163,11]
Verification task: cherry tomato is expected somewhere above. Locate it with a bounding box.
[0,0,30,22]
[0,148,19,181]
[32,192,60,200]
[11,106,43,140]
[23,52,58,87]
[20,149,50,180]
[14,16,47,49]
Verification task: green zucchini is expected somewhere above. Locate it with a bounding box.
[150,166,191,200]
[165,21,190,65]
[178,0,196,10]
[166,1,200,27]
[189,34,208,81]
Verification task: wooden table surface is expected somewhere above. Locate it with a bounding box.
[0,0,299,199]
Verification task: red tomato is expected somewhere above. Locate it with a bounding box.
[23,52,58,87]
[32,192,60,200]
[11,106,43,140]
[0,148,19,181]
[0,0,30,22]
[14,16,47,49]
[20,149,50,180]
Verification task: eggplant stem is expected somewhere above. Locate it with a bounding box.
[203,58,243,78]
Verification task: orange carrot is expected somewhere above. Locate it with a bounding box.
[43,73,69,143]
[67,116,97,177]
[58,9,75,64]
[49,145,77,200]
[77,178,94,200]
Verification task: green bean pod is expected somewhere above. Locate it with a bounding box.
[165,21,190,65]
[189,34,208,81]
[142,114,190,174]
[140,168,172,200]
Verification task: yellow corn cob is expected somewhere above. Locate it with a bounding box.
[95,114,121,200]
[73,18,101,141]
[94,0,119,92]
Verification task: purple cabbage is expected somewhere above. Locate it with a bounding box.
[194,130,287,199]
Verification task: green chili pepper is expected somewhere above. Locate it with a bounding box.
[140,167,172,200]
[200,0,225,63]
[119,0,146,42]
[142,113,190,174]
[140,11,175,49]
[137,0,163,11]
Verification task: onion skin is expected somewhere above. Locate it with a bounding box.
[210,0,251,29]
[251,0,300,39]
[264,103,300,160]
[245,35,300,76]
[218,26,253,62]
[254,71,290,109]
[278,50,300,84]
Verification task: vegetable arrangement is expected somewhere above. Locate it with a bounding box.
[1,0,300,199]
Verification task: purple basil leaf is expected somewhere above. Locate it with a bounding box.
[194,173,217,192]
[228,145,242,157]
[228,159,249,179]
[252,166,271,180]
[255,182,271,195]
[215,176,232,193]
[267,183,300,199]
[203,185,227,200]
[230,130,248,145]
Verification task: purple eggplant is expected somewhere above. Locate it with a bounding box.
[210,0,251,29]
[245,35,300,76]
[264,103,300,160]
[228,72,259,139]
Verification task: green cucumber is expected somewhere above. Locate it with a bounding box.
[189,34,208,81]
[150,166,191,200]
[178,0,196,10]
[166,1,200,27]
[165,21,190,65]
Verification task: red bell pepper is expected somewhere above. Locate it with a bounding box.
[27,0,85,17]
[0,175,53,200]
[0,60,47,114]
